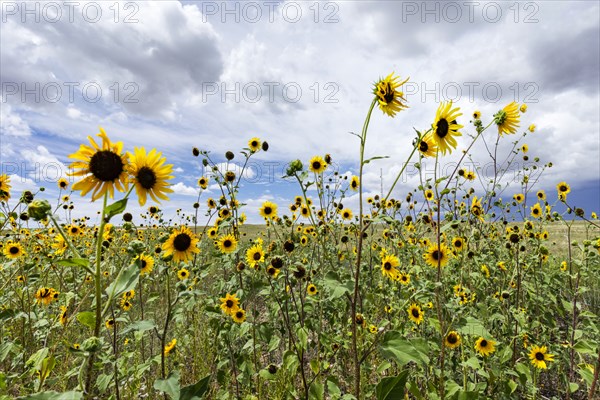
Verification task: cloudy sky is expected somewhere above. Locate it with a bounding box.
[1,0,599,223]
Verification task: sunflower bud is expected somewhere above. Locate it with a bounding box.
[286,159,303,176]
[225,151,235,161]
[82,336,102,352]
[128,240,145,255]
[27,199,51,221]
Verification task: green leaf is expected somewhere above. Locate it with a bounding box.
[568,382,579,393]
[18,391,83,400]
[56,258,90,269]
[363,156,389,165]
[375,370,409,400]
[457,391,479,400]
[458,317,490,338]
[105,262,139,299]
[573,340,597,354]
[308,382,324,400]
[26,348,49,371]
[507,380,518,394]
[180,375,210,400]
[120,320,157,336]
[76,311,96,330]
[39,355,55,381]
[296,327,308,351]
[379,332,429,367]
[154,371,181,400]
[104,198,128,221]
[323,272,351,299]
[326,379,341,399]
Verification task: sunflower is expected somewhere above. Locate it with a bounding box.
[68,128,129,201]
[407,304,424,325]
[307,283,318,296]
[381,254,400,280]
[528,124,536,133]
[521,144,529,153]
[57,178,69,190]
[4,241,25,259]
[473,110,481,120]
[444,331,461,349]
[162,226,200,263]
[431,101,463,155]
[164,339,177,356]
[120,298,133,311]
[350,176,360,191]
[536,190,546,201]
[495,102,520,135]
[248,137,261,152]
[127,147,173,206]
[373,72,409,117]
[556,181,570,200]
[58,305,68,325]
[308,156,327,174]
[397,273,410,285]
[232,308,246,323]
[135,254,154,275]
[266,266,280,278]
[471,196,484,221]
[177,268,190,280]
[423,242,451,268]
[217,234,238,254]
[220,293,240,316]
[452,237,465,252]
[259,201,278,220]
[0,174,11,202]
[105,318,115,329]
[340,208,353,221]
[513,193,524,204]
[418,132,438,158]
[424,190,435,201]
[474,337,496,356]
[246,244,265,268]
[195,176,208,190]
[528,345,554,369]
[530,203,542,219]
[465,171,476,181]
[520,104,527,113]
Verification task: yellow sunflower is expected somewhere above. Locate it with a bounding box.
[248,137,261,152]
[259,201,278,220]
[452,237,465,252]
[418,132,438,158]
[350,176,360,191]
[373,72,409,117]
[35,287,58,306]
[513,193,524,204]
[495,101,520,135]
[340,208,353,221]
[220,293,240,316]
[444,331,461,349]
[0,174,11,202]
[68,128,129,201]
[164,339,177,356]
[529,345,554,369]
[162,226,200,263]
[57,178,69,190]
[407,303,424,325]
[51,235,67,256]
[58,305,68,326]
[4,241,26,259]
[308,156,327,174]
[423,242,451,268]
[232,308,247,324]
[431,101,463,155]
[127,147,173,206]
[381,254,400,280]
[217,234,238,254]
[556,181,570,200]
[307,283,318,296]
[474,337,496,356]
[135,254,154,275]
[530,203,542,219]
[245,244,265,268]
[177,268,190,280]
[471,196,484,221]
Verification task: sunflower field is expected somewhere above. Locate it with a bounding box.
[0,73,599,400]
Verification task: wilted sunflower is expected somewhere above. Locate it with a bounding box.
[248,137,261,152]
[423,242,451,268]
[135,254,154,275]
[474,337,496,356]
[127,147,173,206]
[164,339,177,356]
[0,174,11,202]
[259,201,278,220]
[68,128,129,201]
[246,244,265,268]
[431,101,463,155]
[163,226,200,263]
[418,132,438,158]
[217,234,238,254]
[529,345,554,369]
[4,241,25,259]
[444,331,461,349]
[232,308,246,323]
[350,176,360,191]
[381,254,400,280]
[373,72,409,117]
[495,101,520,135]
[407,303,424,325]
[220,293,240,316]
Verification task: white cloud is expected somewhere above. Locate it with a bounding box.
[0,105,31,136]
[171,182,198,196]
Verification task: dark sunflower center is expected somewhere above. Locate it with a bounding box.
[432,250,442,261]
[436,119,449,138]
[251,141,258,147]
[268,267,276,275]
[173,233,192,251]
[447,334,457,344]
[226,299,233,307]
[383,86,394,103]
[384,262,392,270]
[560,185,567,192]
[60,182,67,188]
[401,276,407,281]
[141,260,147,268]
[253,252,261,261]
[480,340,488,347]
[89,150,124,182]
[264,207,272,215]
[223,240,232,248]
[9,246,19,254]
[455,241,462,247]
[236,311,244,318]
[137,167,157,189]
[412,309,420,318]
[419,141,429,152]
[312,161,321,170]
[344,212,350,218]
[535,352,544,360]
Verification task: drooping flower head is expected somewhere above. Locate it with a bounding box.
[373,72,409,117]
